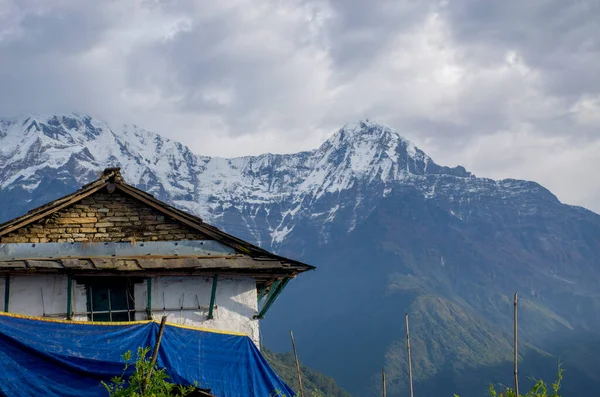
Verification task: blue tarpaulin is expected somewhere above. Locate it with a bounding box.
[0,313,296,397]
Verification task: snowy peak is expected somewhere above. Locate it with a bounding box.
[310,121,437,193]
[326,121,420,157]
[0,113,556,249]
[0,113,112,161]
[0,114,202,201]
[320,120,475,180]
[322,121,427,164]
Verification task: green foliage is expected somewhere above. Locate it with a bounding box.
[269,389,293,396]
[102,347,196,397]
[262,347,352,397]
[102,345,344,397]
[455,366,563,397]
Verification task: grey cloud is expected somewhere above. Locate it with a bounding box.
[0,1,121,117]
[0,0,599,211]
[318,0,437,77]
[124,2,333,134]
[443,1,600,97]
[0,2,111,55]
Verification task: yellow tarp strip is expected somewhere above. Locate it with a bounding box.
[0,311,150,325]
[0,311,248,336]
[164,321,247,336]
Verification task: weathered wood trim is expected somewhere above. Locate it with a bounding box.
[146,277,152,320]
[115,185,210,234]
[207,274,218,319]
[0,182,109,237]
[255,278,291,319]
[66,275,73,320]
[0,268,297,278]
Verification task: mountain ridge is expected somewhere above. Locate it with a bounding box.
[0,113,568,247]
[2,113,600,396]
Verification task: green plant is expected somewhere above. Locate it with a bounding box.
[269,389,295,397]
[102,347,196,397]
[455,366,563,397]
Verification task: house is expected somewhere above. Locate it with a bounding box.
[0,167,314,346]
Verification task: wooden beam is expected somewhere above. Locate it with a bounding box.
[406,313,414,397]
[382,367,386,397]
[0,266,296,278]
[290,331,304,397]
[514,292,519,397]
[135,257,285,270]
[4,275,9,312]
[255,278,290,319]
[143,316,167,393]
[257,285,268,306]
[146,277,152,320]
[259,279,279,311]
[207,274,218,319]
[0,183,108,237]
[66,274,72,320]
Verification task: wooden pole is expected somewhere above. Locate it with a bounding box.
[382,367,387,397]
[514,292,519,397]
[146,277,152,320]
[4,275,10,312]
[143,315,168,393]
[290,331,305,397]
[406,313,414,397]
[66,274,72,320]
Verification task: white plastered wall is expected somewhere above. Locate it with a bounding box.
[0,275,95,319]
[0,275,260,346]
[133,276,259,346]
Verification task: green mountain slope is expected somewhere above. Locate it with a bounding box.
[263,347,353,397]
[266,187,600,396]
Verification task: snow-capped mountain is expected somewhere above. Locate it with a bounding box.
[2,113,600,396]
[0,113,559,249]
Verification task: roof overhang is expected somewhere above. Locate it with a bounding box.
[0,241,303,291]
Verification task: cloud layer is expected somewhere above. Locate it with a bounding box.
[1,0,599,211]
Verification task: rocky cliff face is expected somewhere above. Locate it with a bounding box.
[1,113,600,396]
[0,114,557,248]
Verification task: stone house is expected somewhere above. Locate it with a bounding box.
[0,168,313,346]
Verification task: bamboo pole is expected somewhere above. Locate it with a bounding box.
[290,331,305,397]
[406,313,414,397]
[514,292,519,396]
[143,315,168,393]
[382,367,387,397]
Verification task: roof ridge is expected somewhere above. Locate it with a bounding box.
[0,170,315,272]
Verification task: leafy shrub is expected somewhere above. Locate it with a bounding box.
[455,366,563,397]
[102,347,196,397]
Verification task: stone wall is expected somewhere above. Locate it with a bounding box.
[1,190,208,243]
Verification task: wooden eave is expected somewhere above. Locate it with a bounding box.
[0,255,298,290]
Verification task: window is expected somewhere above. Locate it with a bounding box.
[84,278,136,322]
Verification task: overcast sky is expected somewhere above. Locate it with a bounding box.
[1,0,599,212]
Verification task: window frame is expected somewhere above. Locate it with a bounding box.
[79,277,140,322]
